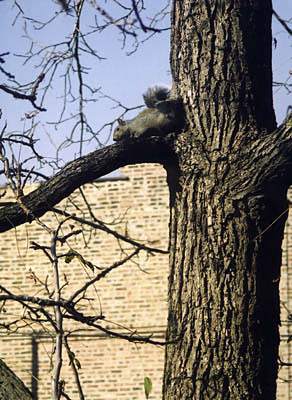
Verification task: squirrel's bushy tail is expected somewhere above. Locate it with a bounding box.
[143,86,171,108]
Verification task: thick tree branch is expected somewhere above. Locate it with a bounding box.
[230,117,292,198]
[0,136,174,233]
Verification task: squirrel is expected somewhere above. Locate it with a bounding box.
[113,86,184,141]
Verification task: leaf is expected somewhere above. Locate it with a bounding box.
[144,377,152,399]
[65,250,78,263]
[75,358,81,369]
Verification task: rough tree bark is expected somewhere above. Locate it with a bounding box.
[0,358,33,399]
[163,1,290,399]
[1,1,292,399]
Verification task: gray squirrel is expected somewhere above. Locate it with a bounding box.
[113,86,184,141]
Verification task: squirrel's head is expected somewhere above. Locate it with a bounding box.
[113,119,131,141]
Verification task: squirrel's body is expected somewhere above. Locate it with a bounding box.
[113,86,183,141]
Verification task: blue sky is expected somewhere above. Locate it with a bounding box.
[272,2,292,122]
[0,1,172,169]
[0,1,291,178]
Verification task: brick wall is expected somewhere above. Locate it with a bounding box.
[0,163,291,399]
[278,190,292,400]
[0,163,169,400]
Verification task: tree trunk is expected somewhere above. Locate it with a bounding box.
[164,169,287,399]
[0,359,33,400]
[163,1,286,399]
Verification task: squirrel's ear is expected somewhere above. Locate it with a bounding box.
[117,118,126,125]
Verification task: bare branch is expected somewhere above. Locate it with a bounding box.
[50,229,63,400]
[68,247,141,303]
[64,336,85,400]
[52,207,168,254]
[0,72,46,111]
[87,0,137,37]
[131,0,161,33]
[273,9,292,36]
